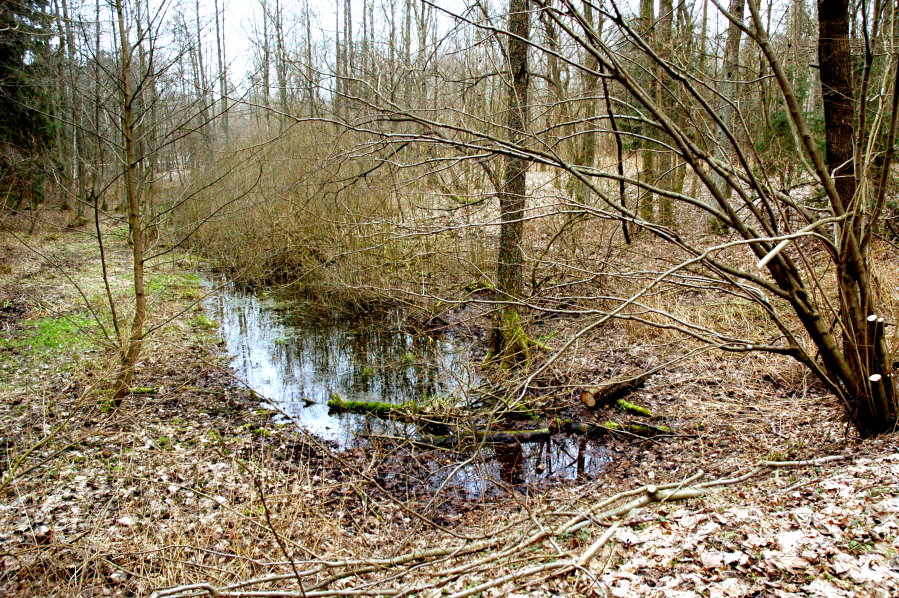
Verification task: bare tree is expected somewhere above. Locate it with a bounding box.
[334,0,898,435]
[111,0,146,404]
[490,0,532,364]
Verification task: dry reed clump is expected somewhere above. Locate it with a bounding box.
[170,123,498,317]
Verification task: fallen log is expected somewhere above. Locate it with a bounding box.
[580,370,653,408]
[614,399,654,417]
[326,395,404,418]
[581,394,656,417]
[328,396,670,443]
[425,428,552,447]
[552,419,672,437]
[326,394,450,433]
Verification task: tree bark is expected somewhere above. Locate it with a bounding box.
[112,0,146,405]
[817,0,897,435]
[491,0,531,364]
[818,0,856,211]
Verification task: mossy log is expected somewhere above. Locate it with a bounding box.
[326,395,449,433]
[326,395,401,418]
[129,387,158,395]
[614,399,654,417]
[580,370,653,408]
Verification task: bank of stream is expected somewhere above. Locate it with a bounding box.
[205,279,611,497]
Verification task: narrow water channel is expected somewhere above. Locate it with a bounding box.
[205,280,610,496]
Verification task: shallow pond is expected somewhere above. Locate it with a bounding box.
[205,280,610,496]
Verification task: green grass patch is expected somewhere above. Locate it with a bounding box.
[0,313,100,382]
[145,271,203,299]
[1,314,96,354]
[35,315,94,350]
[189,314,218,329]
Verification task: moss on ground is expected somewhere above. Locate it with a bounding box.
[0,313,98,365]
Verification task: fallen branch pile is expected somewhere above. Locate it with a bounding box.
[150,455,846,598]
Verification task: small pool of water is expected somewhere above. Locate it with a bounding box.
[205,280,610,495]
[204,281,479,446]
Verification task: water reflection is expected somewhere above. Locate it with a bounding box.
[204,281,478,446]
[430,436,610,498]
[205,280,611,495]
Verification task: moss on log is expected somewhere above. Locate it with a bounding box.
[326,394,450,433]
[615,399,654,417]
[326,395,401,418]
[580,370,653,408]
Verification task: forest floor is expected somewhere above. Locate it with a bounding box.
[0,211,898,597]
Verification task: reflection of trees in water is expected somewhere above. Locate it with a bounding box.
[492,438,598,488]
[208,282,478,446]
[576,437,588,477]
[495,443,524,485]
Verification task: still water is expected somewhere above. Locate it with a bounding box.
[205,281,610,495]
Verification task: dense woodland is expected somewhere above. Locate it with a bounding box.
[1,0,899,595]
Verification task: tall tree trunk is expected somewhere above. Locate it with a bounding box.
[403,0,412,105]
[491,0,531,365]
[305,0,316,113]
[656,0,675,225]
[575,4,600,209]
[334,0,343,115]
[818,0,856,210]
[638,0,655,221]
[344,0,353,105]
[818,0,897,435]
[708,0,745,230]
[214,0,229,144]
[92,0,105,208]
[59,0,84,215]
[540,5,571,163]
[260,0,270,118]
[274,0,288,116]
[112,0,146,405]
[194,0,212,154]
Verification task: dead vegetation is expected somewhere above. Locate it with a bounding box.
[0,212,897,597]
